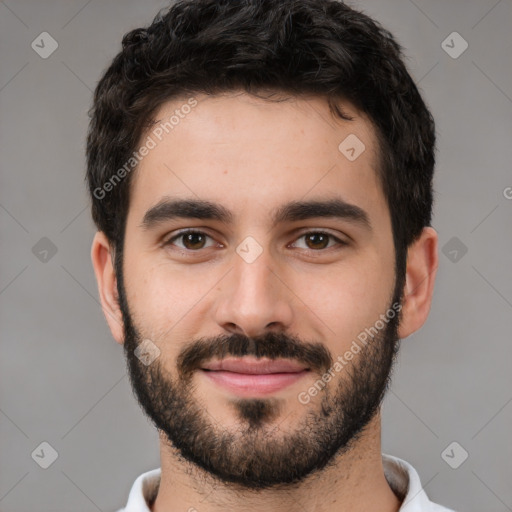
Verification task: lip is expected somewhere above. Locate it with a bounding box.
[202,357,308,374]
[200,357,310,396]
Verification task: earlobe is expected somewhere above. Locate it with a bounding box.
[397,227,439,340]
[90,231,125,345]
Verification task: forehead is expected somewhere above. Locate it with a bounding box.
[127,91,387,230]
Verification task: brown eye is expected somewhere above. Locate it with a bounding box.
[304,232,330,250]
[291,231,347,251]
[164,230,215,251]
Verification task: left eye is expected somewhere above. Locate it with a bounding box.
[290,231,346,251]
[163,230,346,252]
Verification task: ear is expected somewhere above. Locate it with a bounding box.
[398,227,438,339]
[91,231,125,345]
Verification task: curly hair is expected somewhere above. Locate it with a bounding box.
[86,0,436,286]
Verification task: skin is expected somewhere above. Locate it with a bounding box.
[91,91,438,512]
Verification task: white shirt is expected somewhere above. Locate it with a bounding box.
[116,454,456,512]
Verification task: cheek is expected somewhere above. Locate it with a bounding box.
[122,263,203,366]
[303,257,394,354]
[123,257,191,331]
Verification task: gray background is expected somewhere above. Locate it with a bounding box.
[1,0,511,510]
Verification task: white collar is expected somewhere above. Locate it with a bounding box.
[117,454,455,511]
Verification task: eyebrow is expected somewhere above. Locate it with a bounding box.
[139,197,372,232]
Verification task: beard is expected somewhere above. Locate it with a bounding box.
[116,262,403,490]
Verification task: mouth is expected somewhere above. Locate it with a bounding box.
[200,357,310,396]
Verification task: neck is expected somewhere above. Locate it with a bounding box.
[151,413,401,512]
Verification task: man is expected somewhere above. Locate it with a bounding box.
[87,0,454,510]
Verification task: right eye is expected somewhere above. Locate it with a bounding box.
[162,229,220,252]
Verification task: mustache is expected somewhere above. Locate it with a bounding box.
[177,331,333,379]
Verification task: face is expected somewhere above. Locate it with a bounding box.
[117,92,402,489]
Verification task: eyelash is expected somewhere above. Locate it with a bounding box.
[162,229,348,254]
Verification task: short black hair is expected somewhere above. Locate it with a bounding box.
[86,0,436,290]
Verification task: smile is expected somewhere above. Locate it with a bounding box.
[200,357,311,396]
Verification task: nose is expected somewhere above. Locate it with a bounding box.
[214,245,294,339]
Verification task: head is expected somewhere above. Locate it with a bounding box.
[88,0,438,490]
